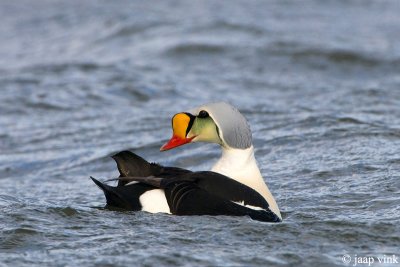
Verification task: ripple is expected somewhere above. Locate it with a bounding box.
[313,164,381,179]
[0,221,43,250]
[294,49,382,66]
[48,207,79,217]
[193,20,267,36]
[261,41,400,69]
[24,101,71,111]
[164,42,226,56]
[96,21,167,43]
[336,117,365,124]
[21,62,106,74]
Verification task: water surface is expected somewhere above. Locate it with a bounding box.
[1,1,400,266]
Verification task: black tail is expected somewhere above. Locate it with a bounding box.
[91,176,152,210]
[91,177,132,209]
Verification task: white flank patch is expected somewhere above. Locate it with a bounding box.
[139,189,171,214]
[125,181,138,186]
[233,201,264,211]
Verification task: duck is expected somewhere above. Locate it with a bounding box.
[91,102,282,222]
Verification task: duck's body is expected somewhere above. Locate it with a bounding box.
[92,151,280,222]
[92,102,282,222]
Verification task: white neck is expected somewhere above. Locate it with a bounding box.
[211,146,281,219]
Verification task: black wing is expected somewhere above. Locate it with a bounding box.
[161,172,281,222]
[112,151,191,186]
[166,182,280,222]
[92,151,191,210]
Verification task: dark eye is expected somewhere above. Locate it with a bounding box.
[198,110,209,118]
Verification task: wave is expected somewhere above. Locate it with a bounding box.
[164,42,226,56]
[260,40,400,68]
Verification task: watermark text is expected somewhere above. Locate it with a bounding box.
[342,254,399,266]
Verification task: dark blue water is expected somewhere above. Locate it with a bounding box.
[1,1,400,266]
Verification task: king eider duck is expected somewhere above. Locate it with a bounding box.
[91,102,282,222]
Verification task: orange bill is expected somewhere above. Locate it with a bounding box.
[160,113,195,151]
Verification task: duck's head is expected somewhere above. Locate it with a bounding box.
[160,102,252,151]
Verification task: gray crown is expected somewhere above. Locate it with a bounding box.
[190,102,252,149]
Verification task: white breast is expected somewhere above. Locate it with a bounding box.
[211,146,282,219]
